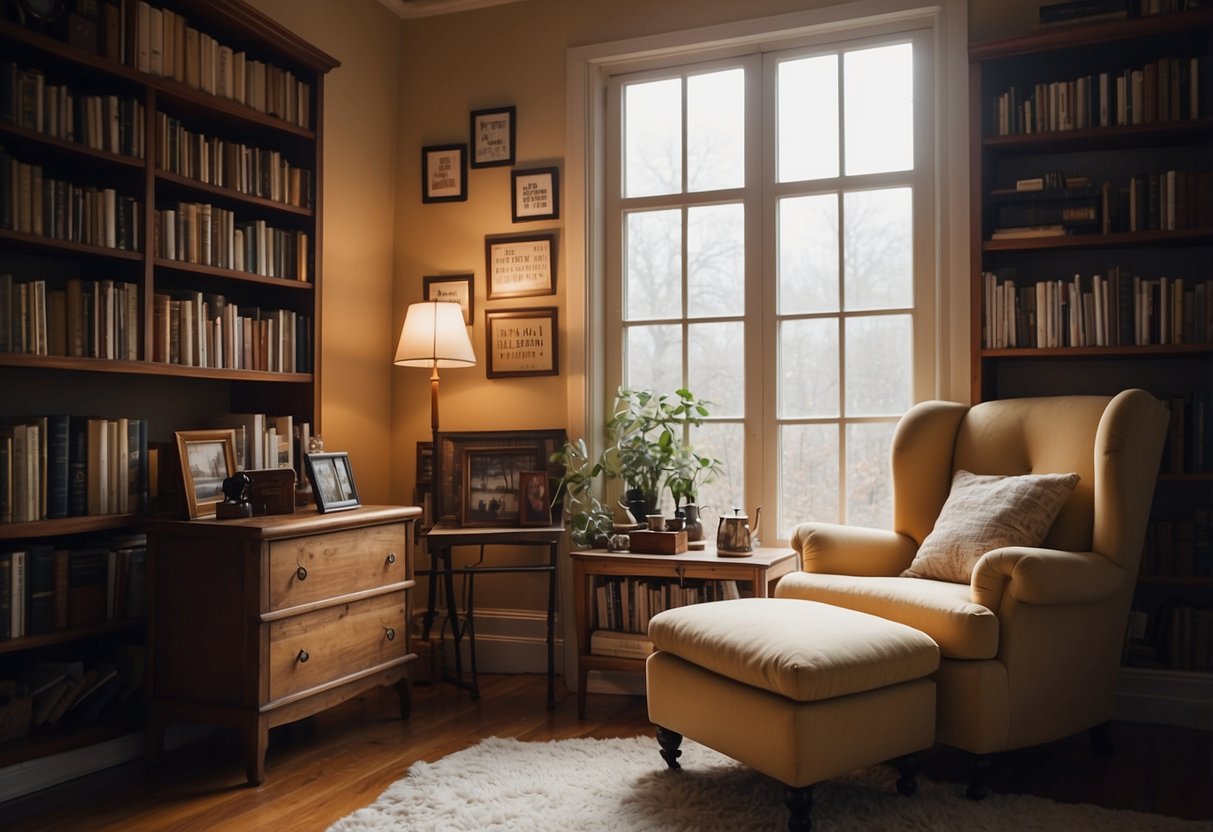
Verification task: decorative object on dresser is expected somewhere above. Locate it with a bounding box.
[174,429,237,519]
[305,450,359,513]
[145,505,419,785]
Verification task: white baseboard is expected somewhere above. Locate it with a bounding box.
[1114,667,1213,730]
[423,607,565,676]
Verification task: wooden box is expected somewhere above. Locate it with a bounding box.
[627,530,688,555]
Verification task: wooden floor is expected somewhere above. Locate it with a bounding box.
[2,674,1210,831]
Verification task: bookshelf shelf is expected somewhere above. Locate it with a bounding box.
[982,118,1213,154]
[982,228,1213,252]
[979,344,1212,359]
[1,0,337,771]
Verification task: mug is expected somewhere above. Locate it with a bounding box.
[646,514,665,532]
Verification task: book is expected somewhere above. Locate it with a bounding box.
[590,629,655,659]
[0,552,10,638]
[25,545,55,635]
[46,413,71,519]
[67,546,107,627]
[9,549,26,637]
[990,225,1070,239]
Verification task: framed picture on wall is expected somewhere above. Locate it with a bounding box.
[511,166,559,222]
[423,274,474,325]
[484,306,558,378]
[470,105,515,168]
[485,233,555,299]
[422,144,468,203]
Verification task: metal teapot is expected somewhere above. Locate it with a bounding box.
[716,506,761,556]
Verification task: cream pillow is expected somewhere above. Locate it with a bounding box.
[901,469,1080,584]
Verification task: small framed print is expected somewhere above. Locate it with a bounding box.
[422,144,468,203]
[416,440,434,485]
[485,306,558,378]
[519,470,552,526]
[422,274,473,325]
[485,233,555,300]
[511,167,559,222]
[305,451,361,513]
[175,429,238,519]
[461,447,537,526]
[470,105,515,168]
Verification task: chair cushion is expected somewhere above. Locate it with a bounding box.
[647,597,939,703]
[900,469,1080,583]
[775,571,999,660]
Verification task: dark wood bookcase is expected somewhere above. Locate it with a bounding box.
[969,10,1212,696]
[0,0,337,769]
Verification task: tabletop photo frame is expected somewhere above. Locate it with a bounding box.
[433,429,566,526]
[305,451,361,513]
[175,429,238,519]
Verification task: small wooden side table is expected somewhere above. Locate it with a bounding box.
[569,545,800,719]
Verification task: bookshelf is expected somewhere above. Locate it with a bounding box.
[969,10,1212,695]
[0,0,337,767]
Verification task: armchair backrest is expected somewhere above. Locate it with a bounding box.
[891,390,1167,572]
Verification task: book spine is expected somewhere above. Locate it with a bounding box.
[26,546,55,635]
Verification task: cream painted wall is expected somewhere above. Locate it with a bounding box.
[247,0,402,504]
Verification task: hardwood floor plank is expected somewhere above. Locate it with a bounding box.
[1,674,1208,831]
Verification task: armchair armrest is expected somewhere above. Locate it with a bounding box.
[971,546,1125,611]
[790,522,918,577]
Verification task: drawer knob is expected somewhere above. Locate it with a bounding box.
[296,649,310,664]
[386,552,397,565]
[385,627,396,641]
[296,565,308,581]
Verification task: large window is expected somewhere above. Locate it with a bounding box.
[604,28,936,541]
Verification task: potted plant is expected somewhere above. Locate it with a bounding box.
[552,386,721,547]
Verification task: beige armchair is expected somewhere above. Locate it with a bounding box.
[775,390,1168,797]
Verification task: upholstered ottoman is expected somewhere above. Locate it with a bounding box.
[646,597,940,832]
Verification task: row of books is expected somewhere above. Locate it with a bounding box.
[1124,601,1211,672]
[1141,510,1212,576]
[155,113,314,209]
[0,62,146,159]
[593,576,742,635]
[152,202,310,282]
[1,641,144,735]
[989,54,1208,136]
[0,275,139,360]
[981,270,1211,349]
[1161,396,1210,475]
[589,629,654,660]
[1038,0,1200,28]
[150,292,311,374]
[208,413,299,473]
[0,147,141,251]
[120,0,312,129]
[0,416,148,523]
[0,532,146,640]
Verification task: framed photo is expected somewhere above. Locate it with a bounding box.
[433,429,566,526]
[511,167,559,222]
[416,440,434,485]
[422,144,468,203]
[470,105,515,168]
[485,233,555,299]
[485,306,558,378]
[422,275,473,325]
[175,429,238,519]
[305,451,361,513]
[519,470,552,526]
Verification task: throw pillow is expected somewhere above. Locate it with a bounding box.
[901,469,1081,584]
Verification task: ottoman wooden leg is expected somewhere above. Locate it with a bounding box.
[656,726,683,771]
[785,784,814,832]
[966,754,991,800]
[895,753,920,796]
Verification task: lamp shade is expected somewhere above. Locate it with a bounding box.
[394,301,476,368]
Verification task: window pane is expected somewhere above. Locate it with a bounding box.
[625,209,681,320]
[779,319,839,418]
[691,421,744,527]
[779,194,838,315]
[689,322,744,417]
[625,324,682,394]
[688,69,744,192]
[688,203,744,318]
[844,315,911,416]
[844,188,912,311]
[624,78,682,197]
[777,55,838,182]
[846,422,894,528]
[779,424,840,536]
[844,43,912,175]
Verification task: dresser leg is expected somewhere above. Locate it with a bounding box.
[245,715,268,785]
[395,677,413,719]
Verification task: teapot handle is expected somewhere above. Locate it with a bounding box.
[752,506,762,536]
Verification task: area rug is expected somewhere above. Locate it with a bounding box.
[327,735,1205,832]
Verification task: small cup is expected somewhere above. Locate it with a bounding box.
[665,517,685,532]
[646,514,665,532]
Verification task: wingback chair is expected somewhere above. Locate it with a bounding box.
[774,389,1168,797]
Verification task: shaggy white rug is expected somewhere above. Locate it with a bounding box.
[328,735,1206,832]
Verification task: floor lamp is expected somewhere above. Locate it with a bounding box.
[394,301,477,440]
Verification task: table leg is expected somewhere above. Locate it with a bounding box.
[546,541,557,709]
[421,541,439,640]
[440,546,463,683]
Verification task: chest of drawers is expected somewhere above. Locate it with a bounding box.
[145,505,418,784]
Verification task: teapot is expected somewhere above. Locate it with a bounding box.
[716,506,761,556]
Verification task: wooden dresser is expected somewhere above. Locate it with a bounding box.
[145,505,419,784]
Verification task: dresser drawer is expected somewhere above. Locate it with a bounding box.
[268,592,406,702]
[268,523,407,612]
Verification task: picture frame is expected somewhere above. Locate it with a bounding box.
[422,144,468,203]
[518,470,552,526]
[485,233,555,299]
[433,429,566,526]
[485,306,559,378]
[422,275,473,325]
[470,105,515,168]
[416,440,434,485]
[460,447,539,527]
[511,166,559,222]
[175,429,238,519]
[305,451,361,513]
